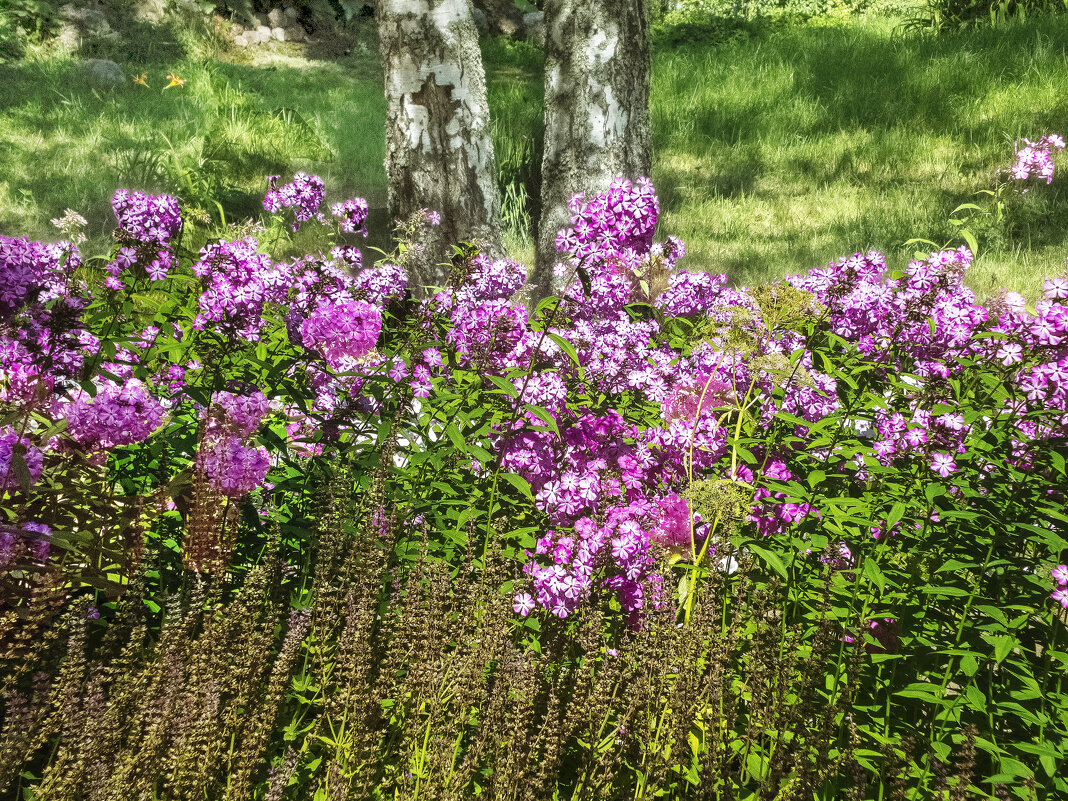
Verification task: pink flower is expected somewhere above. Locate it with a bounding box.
[930,452,957,478]
[1052,564,1068,585]
[1052,587,1068,609]
[996,342,1023,367]
[1044,276,1068,300]
[514,593,538,619]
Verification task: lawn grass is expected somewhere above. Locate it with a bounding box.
[651,14,1068,298]
[0,13,1066,298]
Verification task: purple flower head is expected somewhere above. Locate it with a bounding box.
[331,197,370,236]
[556,177,659,264]
[930,452,957,478]
[354,264,408,306]
[0,426,44,490]
[63,380,167,452]
[1008,135,1064,184]
[1045,274,1068,301]
[513,592,535,616]
[301,300,382,368]
[263,173,326,232]
[112,190,182,246]
[330,245,363,270]
[198,435,270,498]
[0,236,79,318]
[192,237,290,341]
[209,390,271,438]
[1053,587,1068,610]
[458,256,527,303]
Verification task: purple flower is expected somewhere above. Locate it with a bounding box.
[1045,275,1068,300]
[0,426,44,489]
[198,435,270,498]
[300,300,382,368]
[1053,587,1068,609]
[930,452,957,478]
[1052,564,1068,585]
[112,190,182,246]
[63,380,167,452]
[331,197,370,236]
[513,592,535,616]
[263,173,326,232]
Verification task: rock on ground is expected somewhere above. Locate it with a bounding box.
[57,4,118,48]
[83,58,125,89]
[523,11,545,47]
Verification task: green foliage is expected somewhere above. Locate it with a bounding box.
[0,0,53,62]
[906,0,1067,30]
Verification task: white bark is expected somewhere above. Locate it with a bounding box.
[377,0,503,295]
[533,0,652,300]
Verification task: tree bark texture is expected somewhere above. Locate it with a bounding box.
[533,0,652,301]
[377,0,503,295]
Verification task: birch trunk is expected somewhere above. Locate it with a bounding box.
[533,0,652,300]
[377,0,503,295]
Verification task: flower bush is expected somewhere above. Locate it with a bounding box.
[0,137,1066,799]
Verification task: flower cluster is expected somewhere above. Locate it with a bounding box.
[521,499,669,620]
[109,190,182,284]
[555,177,659,263]
[1052,565,1068,608]
[300,300,383,369]
[331,197,369,235]
[3,135,1065,633]
[63,380,167,453]
[0,522,52,568]
[198,435,270,498]
[192,237,289,341]
[353,263,408,306]
[209,390,271,438]
[112,190,182,246]
[456,256,526,304]
[0,236,76,316]
[1009,134,1065,183]
[264,173,326,232]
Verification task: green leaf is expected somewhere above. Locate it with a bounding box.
[522,404,559,435]
[895,684,946,704]
[919,586,971,597]
[9,452,32,493]
[485,373,519,399]
[989,636,1015,663]
[546,333,584,380]
[862,558,886,592]
[443,422,467,453]
[499,472,533,500]
[749,544,789,580]
[576,266,591,298]
[885,501,906,531]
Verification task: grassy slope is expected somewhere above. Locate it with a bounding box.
[652,16,1068,298]
[0,15,1066,297]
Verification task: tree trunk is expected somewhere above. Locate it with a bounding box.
[377,0,503,295]
[532,0,652,300]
